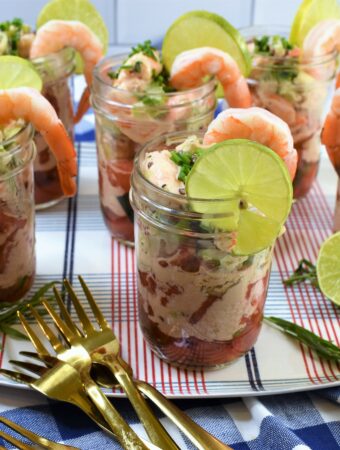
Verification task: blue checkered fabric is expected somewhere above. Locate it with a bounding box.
[0,385,339,449]
[0,76,339,450]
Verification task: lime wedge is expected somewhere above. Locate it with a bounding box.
[0,55,42,90]
[316,232,340,306]
[162,10,251,77]
[290,0,340,47]
[36,0,108,73]
[186,139,293,255]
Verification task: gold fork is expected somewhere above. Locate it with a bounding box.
[0,358,161,450]
[33,282,178,450]
[0,415,78,450]
[2,322,153,450]
[33,277,233,450]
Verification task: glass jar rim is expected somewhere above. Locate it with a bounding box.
[239,24,337,68]
[92,53,216,105]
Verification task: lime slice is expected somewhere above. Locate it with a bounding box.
[36,0,108,73]
[316,232,340,306]
[186,139,293,255]
[162,10,251,77]
[0,55,42,90]
[290,0,340,47]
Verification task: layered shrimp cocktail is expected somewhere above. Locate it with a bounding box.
[0,122,36,302]
[92,42,250,244]
[0,14,104,208]
[241,25,337,198]
[131,107,294,368]
[0,87,77,303]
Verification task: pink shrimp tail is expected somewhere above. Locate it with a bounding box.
[321,113,340,176]
[30,20,104,123]
[74,86,91,124]
[42,121,78,196]
[283,148,298,180]
[223,78,252,108]
[336,72,340,89]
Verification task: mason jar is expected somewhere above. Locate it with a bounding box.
[0,124,36,303]
[240,26,337,198]
[32,47,75,209]
[91,54,217,245]
[130,132,273,369]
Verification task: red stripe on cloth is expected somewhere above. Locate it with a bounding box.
[201,369,208,395]
[125,245,132,367]
[151,351,157,389]
[287,204,334,382]
[274,239,316,384]
[193,371,201,395]
[168,365,175,395]
[111,238,117,394]
[117,242,123,348]
[184,369,192,394]
[177,368,184,395]
[315,180,334,227]
[307,187,340,326]
[303,194,340,336]
[111,238,115,324]
[143,340,149,383]
[160,360,166,395]
[131,248,140,379]
[280,227,323,384]
[296,198,339,379]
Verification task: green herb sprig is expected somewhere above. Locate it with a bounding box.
[0,18,30,56]
[265,316,340,362]
[254,35,293,56]
[170,149,204,183]
[0,281,57,343]
[283,259,319,289]
[129,40,158,60]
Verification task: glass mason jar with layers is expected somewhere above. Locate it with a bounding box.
[0,124,36,303]
[91,55,217,245]
[32,47,75,209]
[130,132,273,369]
[240,26,337,198]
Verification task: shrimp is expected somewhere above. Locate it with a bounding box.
[321,88,340,176]
[30,20,104,123]
[113,52,162,92]
[302,19,340,80]
[203,107,297,180]
[170,47,252,108]
[0,87,77,196]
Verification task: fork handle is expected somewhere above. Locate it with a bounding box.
[84,378,149,450]
[136,380,234,450]
[102,356,179,450]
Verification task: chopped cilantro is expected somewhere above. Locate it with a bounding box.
[0,18,30,55]
[254,35,293,56]
[170,149,204,183]
[107,71,118,79]
[129,40,158,60]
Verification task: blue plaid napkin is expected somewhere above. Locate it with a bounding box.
[0,385,339,449]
